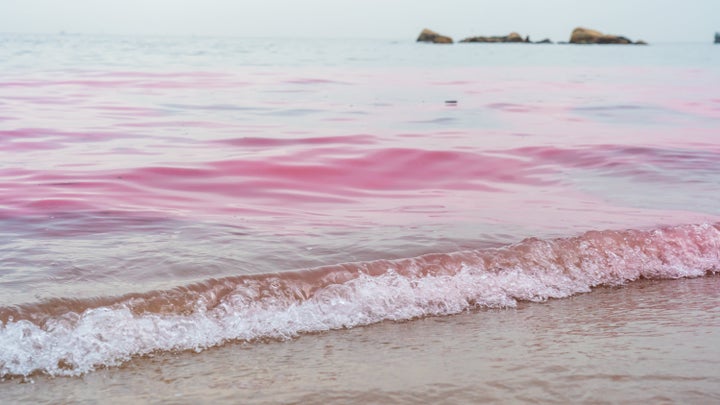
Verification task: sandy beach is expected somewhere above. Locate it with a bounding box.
[4,275,719,404]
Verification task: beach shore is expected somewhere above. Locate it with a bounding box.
[5,275,719,404]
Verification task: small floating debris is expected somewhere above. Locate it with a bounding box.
[445,100,458,106]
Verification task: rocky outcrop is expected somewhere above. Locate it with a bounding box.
[569,27,645,45]
[534,38,553,44]
[417,28,453,44]
[715,33,720,44]
[460,32,529,43]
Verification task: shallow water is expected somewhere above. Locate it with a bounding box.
[1,34,720,392]
[4,276,719,404]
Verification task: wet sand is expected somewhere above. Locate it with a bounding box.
[4,275,719,404]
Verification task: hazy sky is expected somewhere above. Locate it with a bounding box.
[2,0,719,42]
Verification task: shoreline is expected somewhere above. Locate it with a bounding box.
[4,275,719,403]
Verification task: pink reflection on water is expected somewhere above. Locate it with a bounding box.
[0,65,718,235]
[215,134,376,148]
[121,147,550,201]
[0,143,559,221]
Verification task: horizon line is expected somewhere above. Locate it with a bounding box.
[0,31,718,44]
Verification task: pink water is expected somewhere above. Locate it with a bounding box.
[1,36,720,401]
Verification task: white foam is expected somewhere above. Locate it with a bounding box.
[1,223,719,377]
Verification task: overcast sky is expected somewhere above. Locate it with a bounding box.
[2,0,719,42]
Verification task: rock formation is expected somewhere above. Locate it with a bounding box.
[417,28,453,44]
[715,33,720,44]
[460,32,529,43]
[569,27,645,45]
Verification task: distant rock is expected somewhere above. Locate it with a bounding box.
[715,32,720,44]
[534,38,553,44]
[635,40,648,45]
[506,32,525,42]
[417,28,453,44]
[460,32,529,43]
[569,27,643,45]
[569,27,602,43]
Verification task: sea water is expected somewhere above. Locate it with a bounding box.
[1,34,719,402]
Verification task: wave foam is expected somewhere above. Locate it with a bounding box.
[1,223,719,377]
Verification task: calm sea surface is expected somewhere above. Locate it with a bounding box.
[1,34,719,402]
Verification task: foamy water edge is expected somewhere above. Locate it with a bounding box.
[1,223,719,377]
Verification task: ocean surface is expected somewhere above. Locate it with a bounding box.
[1,34,720,402]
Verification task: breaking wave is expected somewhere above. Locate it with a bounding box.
[1,223,719,377]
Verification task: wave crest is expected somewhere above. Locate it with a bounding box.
[1,223,719,377]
